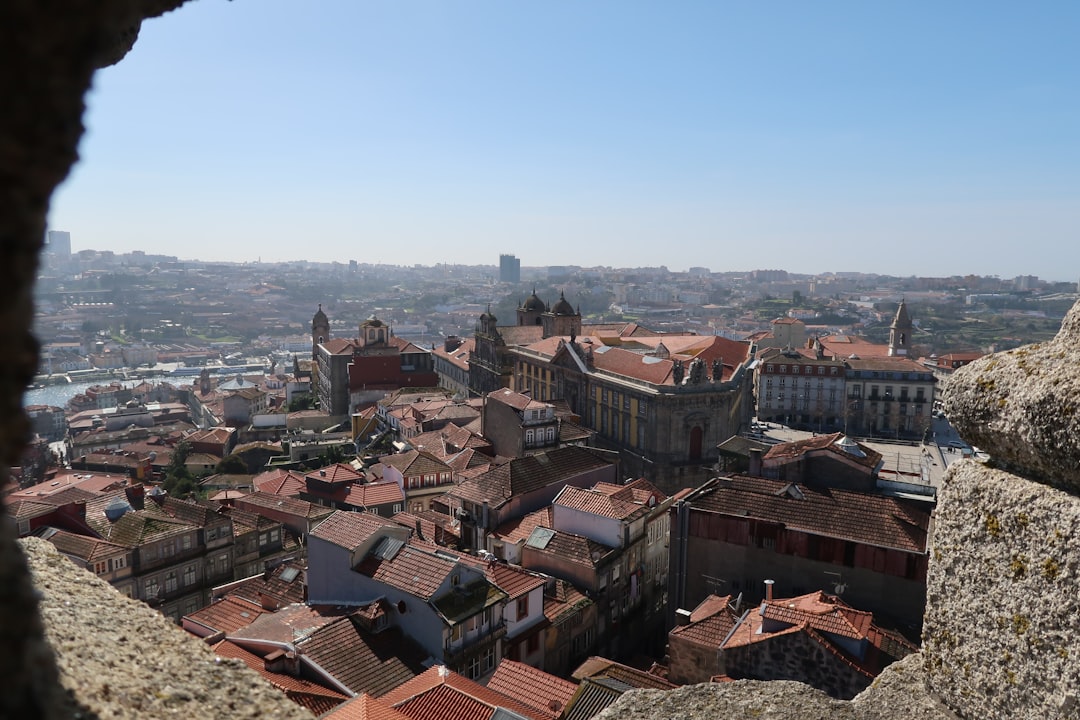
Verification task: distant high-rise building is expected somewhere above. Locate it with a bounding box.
[499,253,520,283]
[44,230,71,258]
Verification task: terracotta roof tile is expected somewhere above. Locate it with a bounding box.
[321,693,411,720]
[237,490,335,521]
[486,660,577,719]
[485,562,546,600]
[311,510,399,551]
[355,543,456,601]
[492,507,554,545]
[571,656,676,690]
[296,616,429,697]
[689,475,930,554]
[213,639,349,712]
[381,666,547,720]
[450,446,614,508]
[184,596,268,635]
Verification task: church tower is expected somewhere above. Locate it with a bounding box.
[888,300,912,357]
[541,291,582,339]
[312,304,330,360]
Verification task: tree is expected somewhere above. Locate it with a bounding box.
[163,440,197,497]
[215,454,247,474]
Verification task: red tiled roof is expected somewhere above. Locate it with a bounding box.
[554,479,664,522]
[355,543,456,601]
[762,432,882,471]
[184,596,267,635]
[218,561,307,608]
[485,562,546,600]
[669,594,737,649]
[381,666,547,720]
[450,446,614,508]
[525,528,613,569]
[305,462,364,485]
[37,527,128,563]
[492,507,554,545]
[486,660,577,719]
[237,490,334,521]
[379,449,452,478]
[544,579,591,625]
[689,475,930,554]
[311,510,399,551]
[212,639,349,712]
[488,388,536,411]
[322,693,411,720]
[296,616,430,697]
[571,657,676,690]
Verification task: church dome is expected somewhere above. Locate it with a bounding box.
[551,291,575,316]
[521,291,546,312]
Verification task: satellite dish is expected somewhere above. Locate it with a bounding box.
[833,583,847,595]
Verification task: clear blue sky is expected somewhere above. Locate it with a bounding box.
[48,1,1079,280]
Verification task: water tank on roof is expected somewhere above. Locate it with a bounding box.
[104,497,132,522]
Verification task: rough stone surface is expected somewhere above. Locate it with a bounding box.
[851,654,959,720]
[2,0,1079,717]
[598,654,956,720]
[593,680,857,720]
[0,3,188,717]
[22,537,315,720]
[943,300,1080,491]
[923,460,1080,720]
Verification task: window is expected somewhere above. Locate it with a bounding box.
[393,503,402,513]
[112,555,126,570]
[484,606,494,627]
[766,364,774,373]
[623,395,630,411]
[637,398,647,416]
[483,647,495,673]
[831,367,839,375]
[259,532,269,546]
[183,564,196,587]
[525,429,534,445]
[94,561,107,574]
[779,365,786,373]
[468,655,481,680]
[144,577,159,598]
[546,426,555,442]
[451,624,462,641]
[269,529,279,541]
[182,534,192,550]
[818,366,825,375]
[164,571,178,593]
[517,595,530,618]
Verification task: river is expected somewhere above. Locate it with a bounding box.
[22,378,170,409]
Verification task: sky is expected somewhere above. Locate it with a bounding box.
[47,1,1080,280]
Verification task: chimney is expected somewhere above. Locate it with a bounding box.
[264,649,286,673]
[415,519,424,541]
[675,608,692,626]
[764,579,775,602]
[748,449,763,477]
[125,483,145,509]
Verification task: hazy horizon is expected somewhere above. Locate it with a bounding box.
[47,1,1080,281]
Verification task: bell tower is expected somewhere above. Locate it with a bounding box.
[312,304,330,360]
[888,300,912,357]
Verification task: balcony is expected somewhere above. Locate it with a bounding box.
[443,622,507,665]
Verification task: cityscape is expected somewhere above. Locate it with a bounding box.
[11,235,1077,718]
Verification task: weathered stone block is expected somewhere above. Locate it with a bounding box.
[944,300,1080,492]
[923,460,1080,719]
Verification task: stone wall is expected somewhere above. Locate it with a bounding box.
[724,631,872,700]
[667,634,723,685]
[3,2,1079,718]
